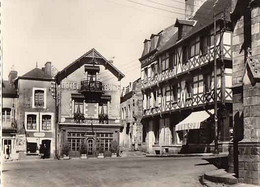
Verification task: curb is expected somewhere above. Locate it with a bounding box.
[204,169,238,185]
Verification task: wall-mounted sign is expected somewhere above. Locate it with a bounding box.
[16,134,26,152]
[33,133,46,138]
[61,81,120,91]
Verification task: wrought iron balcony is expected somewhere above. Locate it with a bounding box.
[79,80,103,94]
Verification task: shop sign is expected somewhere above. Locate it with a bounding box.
[33,133,45,138]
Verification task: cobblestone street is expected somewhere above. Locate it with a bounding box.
[3,157,219,187]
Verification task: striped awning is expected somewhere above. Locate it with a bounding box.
[175,110,213,131]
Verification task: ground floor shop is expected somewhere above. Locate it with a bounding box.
[58,123,121,157]
[142,106,232,154]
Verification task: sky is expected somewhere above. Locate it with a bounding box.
[2,0,185,87]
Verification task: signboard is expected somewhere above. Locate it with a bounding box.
[60,81,120,91]
[16,134,26,152]
[33,132,45,138]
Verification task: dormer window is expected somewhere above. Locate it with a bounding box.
[143,39,151,55]
[174,19,195,40]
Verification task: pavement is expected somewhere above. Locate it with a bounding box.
[2,156,218,187]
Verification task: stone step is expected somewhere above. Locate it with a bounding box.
[204,169,238,185]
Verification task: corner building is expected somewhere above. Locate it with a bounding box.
[140,0,233,154]
[56,49,124,157]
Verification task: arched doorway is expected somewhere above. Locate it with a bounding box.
[87,139,94,156]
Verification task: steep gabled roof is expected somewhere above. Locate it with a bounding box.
[56,48,125,84]
[158,0,231,54]
[2,80,17,98]
[20,68,53,81]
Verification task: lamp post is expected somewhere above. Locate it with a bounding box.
[213,0,219,154]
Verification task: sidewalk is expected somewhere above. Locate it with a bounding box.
[146,152,228,158]
[203,169,259,187]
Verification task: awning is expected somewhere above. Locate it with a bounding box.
[175,110,213,131]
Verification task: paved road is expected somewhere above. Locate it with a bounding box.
[2,157,218,187]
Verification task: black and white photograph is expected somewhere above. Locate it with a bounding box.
[1,0,260,186]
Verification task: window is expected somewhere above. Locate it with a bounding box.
[190,37,200,57]
[200,35,208,55]
[186,81,193,99]
[35,90,44,107]
[161,54,169,72]
[27,114,37,130]
[165,86,171,103]
[204,73,212,93]
[151,64,155,78]
[182,46,188,65]
[172,86,178,103]
[42,115,52,131]
[33,88,46,108]
[144,68,148,79]
[2,108,11,123]
[74,101,84,114]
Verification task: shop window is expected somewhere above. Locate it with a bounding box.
[42,115,52,131]
[27,142,37,153]
[27,114,37,130]
[33,88,46,108]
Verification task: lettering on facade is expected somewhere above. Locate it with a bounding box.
[60,81,120,91]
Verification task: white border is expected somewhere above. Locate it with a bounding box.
[25,112,39,132]
[40,112,54,132]
[32,88,47,109]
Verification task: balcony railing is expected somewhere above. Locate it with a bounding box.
[141,44,231,90]
[79,80,103,93]
[143,88,232,117]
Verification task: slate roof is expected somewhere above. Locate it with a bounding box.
[2,80,17,97]
[20,68,53,81]
[158,0,231,54]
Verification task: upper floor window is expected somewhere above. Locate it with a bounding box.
[186,80,193,99]
[144,68,148,80]
[2,108,11,123]
[204,73,212,93]
[165,86,171,103]
[42,115,52,131]
[190,37,200,58]
[172,86,178,103]
[74,100,84,114]
[161,54,169,72]
[151,64,156,78]
[27,114,37,130]
[182,46,188,65]
[32,88,46,108]
[169,50,177,69]
[200,35,208,55]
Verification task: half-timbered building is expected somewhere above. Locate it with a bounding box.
[56,48,124,157]
[140,0,233,154]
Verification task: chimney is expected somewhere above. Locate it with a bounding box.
[45,62,52,76]
[185,0,207,20]
[8,70,18,84]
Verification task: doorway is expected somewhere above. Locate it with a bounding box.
[42,139,51,158]
[87,139,94,156]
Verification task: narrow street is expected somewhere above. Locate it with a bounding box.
[2,156,218,187]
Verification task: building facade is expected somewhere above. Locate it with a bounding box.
[120,78,143,151]
[15,62,56,158]
[140,0,233,154]
[56,48,124,157]
[229,0,260,185]
[2,71,18,159]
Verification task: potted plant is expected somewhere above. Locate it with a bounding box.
[80,144,88,159]
[62,143,70,160]
[104,150,112,158]
[110,140,118,158]
[97,145,104,159]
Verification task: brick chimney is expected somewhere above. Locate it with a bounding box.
[185,0,207,19]
[45,62,52,76]
[8,70,18,84]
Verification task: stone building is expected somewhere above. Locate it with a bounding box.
[120,78,143,151]
[229,0,260,185]
[55,48,124,157]
[2,71,18,159]
[140,0,233,154]
[15,62,57,158]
